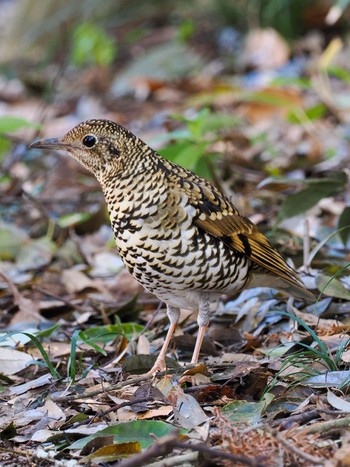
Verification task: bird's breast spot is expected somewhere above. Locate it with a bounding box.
[117,199,135,214]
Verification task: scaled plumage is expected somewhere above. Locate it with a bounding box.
[30,119,314,374]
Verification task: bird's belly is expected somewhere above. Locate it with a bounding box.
[114,224,251,308]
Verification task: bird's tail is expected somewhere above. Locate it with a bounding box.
[248,273,315,302]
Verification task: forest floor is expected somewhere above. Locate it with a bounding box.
[1,3,350,465]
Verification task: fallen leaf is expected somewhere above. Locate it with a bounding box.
[0,348,33,375]
[304,371,350,388]
[138,406,173,420]
[327,390,350,412]
[9,373,53,395]
[44,399,66,428]
[84,441,142,462]
[69,420,188,451]
[316,274,350,300]
[166,386,208,430]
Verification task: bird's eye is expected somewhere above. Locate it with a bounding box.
[82,135,97,148]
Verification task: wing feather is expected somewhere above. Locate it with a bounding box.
[162,159,313,300]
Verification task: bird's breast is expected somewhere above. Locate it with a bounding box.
[103,180,251,300]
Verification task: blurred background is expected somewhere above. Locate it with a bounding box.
[2,2,350,463]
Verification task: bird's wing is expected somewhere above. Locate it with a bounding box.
[165,162,306,289]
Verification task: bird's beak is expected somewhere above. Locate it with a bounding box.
[29,138,70,150]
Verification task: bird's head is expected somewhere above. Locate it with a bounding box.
[30,119,145,182]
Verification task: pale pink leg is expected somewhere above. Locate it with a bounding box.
[191,294,213,364]
[191,324,208,364]
[145,306,180,376]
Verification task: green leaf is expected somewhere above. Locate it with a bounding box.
[259,171,347,190]
[69,420,187,450]
[199,112,241,134]
[0,224,27,260]
[338,206,350,246]
[0,422,16,440]
[277,174,347,223]
[173,142,207,171]
[82,323,144,343]
[316,274,350,300]
[288,103,327,123]
[194,154,215,179]
[67,329,79,382]
[177,19,195,43]
[58,212,91,228]
[0,116,40,133]
[78,330,107,355]
[221,393,274,425]
[0,137,11,159]
[160,141,207,172]
[328,65,350,83]
[271,76,311,89]
[71,23,117,67]
[35,323,61,338]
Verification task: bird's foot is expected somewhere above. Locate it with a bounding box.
[144,356,167,378]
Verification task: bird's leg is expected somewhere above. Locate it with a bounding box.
[145,305,180,376]
[191,294,213,364]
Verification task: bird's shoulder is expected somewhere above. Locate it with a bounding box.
[159,157,252,237]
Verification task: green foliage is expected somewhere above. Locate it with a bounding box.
[327,66,350,83]
[58,212,92,228]
[217,0,318,39]
[316,274,350,300]
[280,311,339,372]
[221,393,274,425]
[260,172,348,223]
[0,116,40,162]
[159,108,240,177]
[265,306,350,395]
[0,116,39,133]
[71,23,117,67]
[81,323,144,343]
[177,19,195,43]
[338,206,350,246]
[288,103,327,124]
[69,420,188,450]
[278,172,347,223]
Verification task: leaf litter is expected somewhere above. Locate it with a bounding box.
[1,3,350,466]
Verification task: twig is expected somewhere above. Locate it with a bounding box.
[300,416,350,434]
[146,453,198,466]
[53,360,230,402]
[32,286,86,313]
[73,397,156,427]
[273,430,324,465]
[271,409,320,430]
[52,374,151,401]
[113,431,266,467]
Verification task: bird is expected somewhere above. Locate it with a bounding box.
[30,119,314,375]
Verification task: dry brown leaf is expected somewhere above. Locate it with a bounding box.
[137,406,173,420]
[0,270,41,324]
